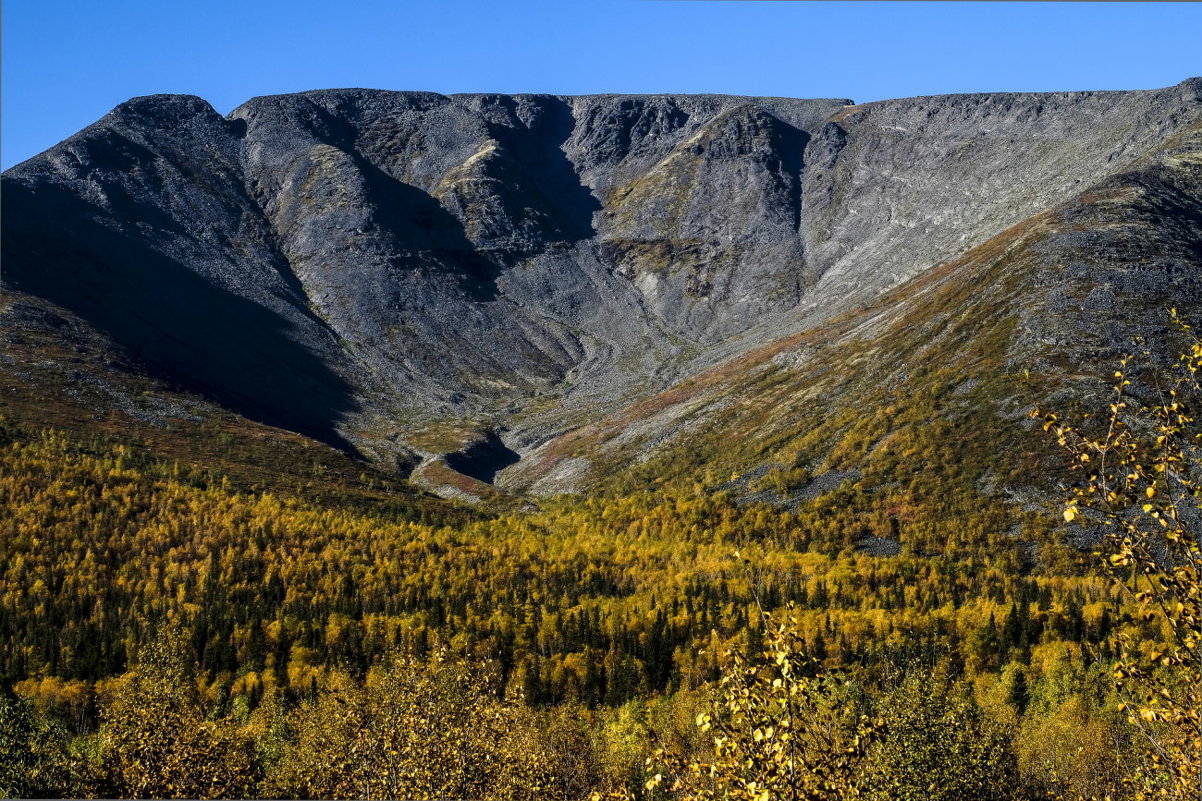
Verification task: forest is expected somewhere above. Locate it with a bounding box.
[0,340,1198,800]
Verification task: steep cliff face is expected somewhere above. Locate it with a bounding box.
[3,81,1200,489]
[1,96,360,449]
[506,118,1202,495]
[802,81,1202,305]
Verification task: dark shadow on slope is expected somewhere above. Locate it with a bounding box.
[486,96,603,244]
[346,153,506,301]
[301,97,509,302]
[1,179,361,453]
[767,116,811,234]
[444,431,520,484]
[344,95,604,301]
[297,93,599,303]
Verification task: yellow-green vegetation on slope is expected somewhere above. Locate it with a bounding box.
[0,415,1174,798]
[517,119,1202,502]
[522,204,1058,499]
[0,291,468,525]
[3,121,1199,800]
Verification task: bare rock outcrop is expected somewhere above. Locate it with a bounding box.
[4,80,1200,484]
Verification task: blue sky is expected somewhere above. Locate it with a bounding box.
[3,1,1199,168]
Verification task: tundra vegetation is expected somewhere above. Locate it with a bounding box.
[0,331,1197,800]
[2,80,1200,799]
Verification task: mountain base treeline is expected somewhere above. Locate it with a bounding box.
[0,414,1194,799]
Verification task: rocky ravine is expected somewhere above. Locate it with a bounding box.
[3,80,1200,493]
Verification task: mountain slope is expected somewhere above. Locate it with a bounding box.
[507,119,1202,500]
[3,80,1200,494]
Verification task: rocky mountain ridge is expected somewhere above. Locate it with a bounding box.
[3,80,1201,495]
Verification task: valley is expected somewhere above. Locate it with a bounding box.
[1,79,1200,799]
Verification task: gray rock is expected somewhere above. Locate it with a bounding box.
[3,81,1200,481]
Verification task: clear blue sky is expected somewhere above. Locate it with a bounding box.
[3,1,1200,169]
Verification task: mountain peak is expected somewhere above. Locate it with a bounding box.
[4,81,1200,495]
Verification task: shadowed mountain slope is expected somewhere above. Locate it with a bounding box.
[3,81,1200,494]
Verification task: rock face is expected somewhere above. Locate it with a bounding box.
[506,118,1202,495]
[4,81,1201,481]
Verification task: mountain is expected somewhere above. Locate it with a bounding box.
[3,80,1201,499]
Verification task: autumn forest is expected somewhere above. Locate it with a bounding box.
[2,333,1198,798]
